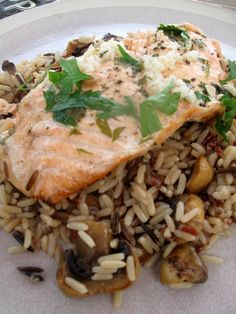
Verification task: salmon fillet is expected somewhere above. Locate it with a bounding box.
[1,23,226,203]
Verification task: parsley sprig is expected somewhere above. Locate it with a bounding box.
[157,24,190,42]
[117,45,142,71]
[216,94,236,141]
[140,81,180,137]
[44,58,179,139]
[220,60,236,85]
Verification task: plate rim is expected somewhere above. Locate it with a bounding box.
[1,0,236,36]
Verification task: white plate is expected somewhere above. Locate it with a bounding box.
[0,1,236,313]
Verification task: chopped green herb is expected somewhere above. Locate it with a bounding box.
[96,118,112,138]
[205,62,210,77]
[144,81,180,115]
[77,148,93,154]
[139,81,180,137]
[69,127,82,135]
[112,127,125,142]
[157,24,190,42]
[48,58,91,94]
[192,38,206,49]
[195,91,210,102]
[96,118,125,141]
[117,45,142,71]
[140,102,162,138]
[215,94,236,141]
[220,60,236,85]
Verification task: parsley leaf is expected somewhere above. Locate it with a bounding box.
[220,60,236,85]
[96,118,125,142]
[140,102,162,138]
[117,45,142,71]
[157,24,190,42]
[195,91,210,102]
[48,58,91,94]
[139,81,180,137]
[112,127,125,142]
[97,96,138,120]
[144,81,180,114]
[77,148,93,154]
[215,94,236,141]
[96,118,112,138]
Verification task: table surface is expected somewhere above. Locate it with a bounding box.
[191,0,236,11]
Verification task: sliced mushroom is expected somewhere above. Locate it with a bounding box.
[56,248,140,298]
[180,194,205,235]
[186,156,214,193]
[160,245,208,285]
[73,220,112,262]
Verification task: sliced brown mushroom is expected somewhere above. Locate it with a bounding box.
[73,220,113,262]
[160,245,208,285]
[180,194,205,235]
[56,250,140,298]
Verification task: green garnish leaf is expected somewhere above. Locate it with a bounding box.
[69,127,82,135]
[220,60,236,85]
[140,102,162,138]
[215,94,236,141]
[53,110,77,126]
[139,81,180,137]
[96,118,112,138]
[97,96,139,120]
[157,24,190,42]
[117,45,142,71]
[77,148,93,154]
[96,118,125,142]
[195,91,210,102]
[144,81,180,115]
[112,127,125,142]
[48,58,91,94]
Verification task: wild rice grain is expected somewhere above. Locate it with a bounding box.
[98,253,125,263]
[133,204,149,223]
[65,277,88,295]
[138,236,153,254]
[144,253,160,267]
[174,230,196,241]
[67,222,89,231]
[113,291,123,309]
[164,215,176,232]
[4,218,21,233]
[163,241,177,258]
[201,255,224,265]
[78,230,95,248]
[41,235,48,253]
[8,245,26,254]
[124,208,135,226]
[92,266,118,274]
[126,256,136,282]
[180,208,199,223]
[23,229,32,249]
[175,201,185,221]
[0,204,21,214]
[40,214,61,228]
[91,273,113,281]
[100,260,126,269]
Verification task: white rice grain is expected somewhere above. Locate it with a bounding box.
[78,230,95,248]
[126,256,136,282]
[65,277,88,294]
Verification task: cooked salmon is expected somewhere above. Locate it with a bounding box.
[1,23,227,203]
